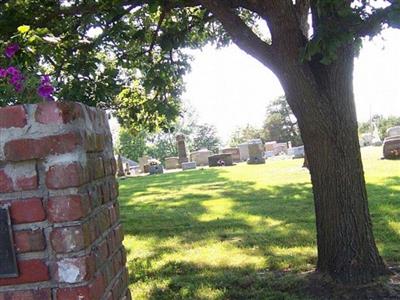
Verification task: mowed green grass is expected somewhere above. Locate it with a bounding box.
[119,147,400,299]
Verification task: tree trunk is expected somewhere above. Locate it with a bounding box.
[278,45,389,284]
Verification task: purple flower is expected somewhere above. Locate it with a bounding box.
[0,68,6,78]
[4,43,20,58]
[37,75,54,100]
[6,66,21,77]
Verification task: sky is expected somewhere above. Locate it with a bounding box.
[182,28,400,144]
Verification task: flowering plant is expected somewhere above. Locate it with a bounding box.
[0,25,55,105]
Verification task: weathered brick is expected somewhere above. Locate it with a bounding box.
[14,229,46,253]
[52,255,95,283]
[114,223,124,245]
[0,169,13,193]
[0,259,49,286]
[0,163,37,193]
[109,204,118,225]
[14,174,37,191]
[89,273,106,299]
[56,286,91,300]
[50,225,90,253]
[48,194,90,222]
[0,289,51,300]
[4,132,81,161]
[109,180,118,199]
[8,198,45,224]
[93,240,109,269]
[101,182,111,203]
[0,105,27,128]
[35,102,82,124]
[46,162,88,189]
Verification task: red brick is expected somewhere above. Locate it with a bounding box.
[89,273,106,299]
[104,291,113,300]
[4,132,81,161]
[0,259,49,286]
[107,231,117,255]
[0,169,13,193]
[35,102,82,124]
[9,198,45,224]
[50,225,89,253]
[101,182,111,203]
[104,158,113,176]
[53,255,96,283]
[14,174,37,191]
[46,162,88,189]
[0,106,27,128]
[56,286,91,300]
[114,223,124,245]
[110,158,117,175]
[0,289,51,300]
[14,229,45,253]
[109,180,118,199]
[0,164,37,193]
[48,194,90,222]
[109,204,118,225]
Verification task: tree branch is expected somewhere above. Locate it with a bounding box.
[355,3,400,37]
[295,0,310,38]
[198,0,276,70]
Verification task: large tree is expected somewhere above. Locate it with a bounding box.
[1,0,399,284]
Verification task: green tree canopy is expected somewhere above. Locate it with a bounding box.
[229,124,263,146]
[262,96,302,146]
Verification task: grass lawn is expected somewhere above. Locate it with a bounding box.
[119,147,400,299]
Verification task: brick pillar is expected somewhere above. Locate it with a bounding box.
[0,103,131,300]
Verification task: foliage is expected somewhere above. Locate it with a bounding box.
[359,115,400,140]
[191,123,220,153]
[119,147,400,299]
[1,0,398,132]
[117,103,220,162]
[262,96,302,146]
[116,128,148,162]
[229,124,263,146]
[0,26,56,105]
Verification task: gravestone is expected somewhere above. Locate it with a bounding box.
[139,156,149,173]
[182,161,197,170]
[190,149,212,166]
[248,140,265,164]
[165,157,179,169]
[383,136,400,159]
[265,141,277,152]
[117,154,125,177]
[387,126,400,138]
[149,163,164,175]
[208,153,233,167]
[238,143,249,161]
[273,142,288,155]
[176,134,188,165]
[287,145,305,158]
[221,147,240,162]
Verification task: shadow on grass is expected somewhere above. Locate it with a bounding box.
[119,170,400,299]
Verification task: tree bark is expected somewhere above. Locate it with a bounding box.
[278,45,389,284]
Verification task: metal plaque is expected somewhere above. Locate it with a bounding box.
[0,206,18,278]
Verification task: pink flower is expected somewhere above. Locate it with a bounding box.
[4,43,20,58]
